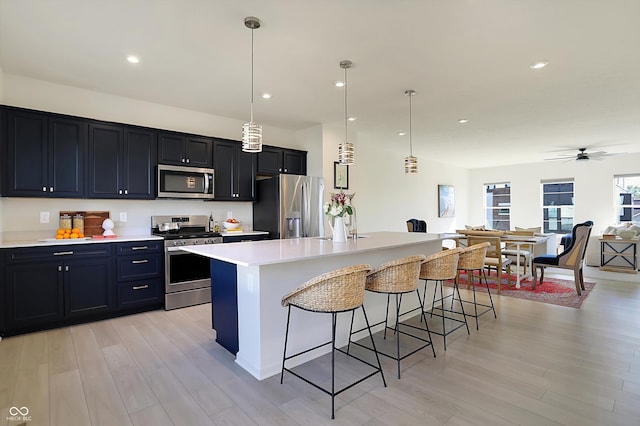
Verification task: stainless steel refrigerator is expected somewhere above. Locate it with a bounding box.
[253,175,325,239]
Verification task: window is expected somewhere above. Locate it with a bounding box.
[614,174,640,225]
[485,183,510,231]
[541,181,574,234]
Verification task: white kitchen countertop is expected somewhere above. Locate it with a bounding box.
[181,231,459,267]
[221,230,269,237]
[0,234,164,249]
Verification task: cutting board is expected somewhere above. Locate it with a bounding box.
[60,211,110,237]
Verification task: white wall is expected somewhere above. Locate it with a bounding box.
[468,153,640,234]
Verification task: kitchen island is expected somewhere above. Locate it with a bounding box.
[182,231,457,380]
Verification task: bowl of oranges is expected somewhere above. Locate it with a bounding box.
[56,228,85,240]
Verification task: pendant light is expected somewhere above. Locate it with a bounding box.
[404,90,418,174]
[338,60,354,165]
[242,16,263,153]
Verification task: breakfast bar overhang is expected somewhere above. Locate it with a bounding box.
[182,232,456,380]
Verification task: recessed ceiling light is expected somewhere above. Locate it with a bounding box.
[458,118,469,124]
[335,81,345,87]
[261,93,272,99]
[127,55,140,64]
[529,61,549,69]
[398,131,406,136]
[348,116,357,122]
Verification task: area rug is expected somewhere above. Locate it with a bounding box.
[446,272,595,309]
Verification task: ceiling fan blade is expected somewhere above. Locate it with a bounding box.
[544,155,576,161]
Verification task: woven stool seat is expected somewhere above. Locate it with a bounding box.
[420,248,468,350]
[350,255,436,379]
[280,264,386,419]
[452,242,497,330]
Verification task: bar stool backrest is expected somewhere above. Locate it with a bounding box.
[365,255,426,293]
[458,242,491,271]
[281,264,372,313]
[420,248,462,280]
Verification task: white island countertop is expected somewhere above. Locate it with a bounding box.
[181,231,460,267]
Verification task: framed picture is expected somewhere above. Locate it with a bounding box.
[334,162,349,189]
[438,185,455,218]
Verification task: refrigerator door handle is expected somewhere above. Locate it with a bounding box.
[301,180,311,237]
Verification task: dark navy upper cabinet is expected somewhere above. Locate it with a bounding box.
[4,107,86,197]
[158,132,213,168]
[213,138,256,201]
[88,123,156,199]
[257,145,306,176]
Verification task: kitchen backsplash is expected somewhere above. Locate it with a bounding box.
[0,197,253,241]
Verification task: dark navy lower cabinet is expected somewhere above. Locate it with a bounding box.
[210,259,239,354]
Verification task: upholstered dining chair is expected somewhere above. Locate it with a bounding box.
[406,219,427,233]
[467,236,512,294]
[532,221,593,295]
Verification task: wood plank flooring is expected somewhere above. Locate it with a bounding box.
[1,273,639,425]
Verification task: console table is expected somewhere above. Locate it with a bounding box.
[600,237,638,273]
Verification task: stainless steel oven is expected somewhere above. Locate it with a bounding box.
[152,215,222,310]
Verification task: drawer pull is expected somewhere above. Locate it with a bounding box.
[132,284,149,290]
[131,259,149,264]
[54,251,74,256]
[131,246,148,251]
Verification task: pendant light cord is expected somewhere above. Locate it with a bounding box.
[250,27,255,123]
[344,66,348,142]
[409,93,413,156]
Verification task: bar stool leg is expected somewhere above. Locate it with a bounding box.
[440,280,447,350]
[471,272,479,330]
[331,312,337,419]
[416,288,437,358]
[453,280,470,336]
[482,270,497,318]
[280,305,292,384]
[383,294,391,339]
[360,305,387,387]
[394,293,401,378]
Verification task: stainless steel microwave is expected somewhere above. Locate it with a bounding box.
[157,164,215,199]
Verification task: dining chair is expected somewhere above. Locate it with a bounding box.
[406,219,427,232]
[467,236,512,294]
[532,221,593,295]
[502,230,534,274]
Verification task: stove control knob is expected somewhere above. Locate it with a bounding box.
[192,240,199,245]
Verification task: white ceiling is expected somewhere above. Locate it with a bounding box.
[1,0,639,168]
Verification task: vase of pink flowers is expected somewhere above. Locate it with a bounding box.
[323,191,354,242]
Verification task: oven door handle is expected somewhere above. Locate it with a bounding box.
[166,247,188,252]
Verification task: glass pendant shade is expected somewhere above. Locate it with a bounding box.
[242,122,263,152]
[338,141,354,165]
[242,17,262,153]
[404,89,418,174]
[404,155,418,174]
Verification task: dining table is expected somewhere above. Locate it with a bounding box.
[456,232,550,289]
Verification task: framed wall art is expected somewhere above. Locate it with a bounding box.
[438,184,455,218]
[334,161,349,189]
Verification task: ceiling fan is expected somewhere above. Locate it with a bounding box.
[544,147,620,162]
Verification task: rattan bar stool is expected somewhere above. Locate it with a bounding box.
[280,264,386,419]
[451,242,497,330]
[420,248,468,350]
[348,255,435,379]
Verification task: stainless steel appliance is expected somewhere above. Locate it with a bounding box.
[253,175,325,239]
[151,215,222,310]
[157,164,215,199]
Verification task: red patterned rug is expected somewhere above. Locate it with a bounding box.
[446,271,595,309]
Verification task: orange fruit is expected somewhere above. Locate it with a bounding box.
[56,229,65,235]
[78,233,84,238]
[64,229,71,234]
[72,228,81,234]
[70,233,79,239]
[55,234,63,239]
[63,234,70,239]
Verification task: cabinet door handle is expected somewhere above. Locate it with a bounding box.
[284,169,288,172]
[49,187,54,192]
[181,158,186,163]
[42,186,47,192]
[58,265,63,271]
[54,251,74,256]
[131,259,149,264]
[119,189,123,195]
[132,284,149,290]
[124,189,128,195]
[131,246,148,251]
[186,158,190,163]
[65,266,69,272]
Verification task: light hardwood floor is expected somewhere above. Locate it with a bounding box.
[1,272,639,425]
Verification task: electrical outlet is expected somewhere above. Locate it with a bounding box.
[119,212,127,222]
[40,211,50,223]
